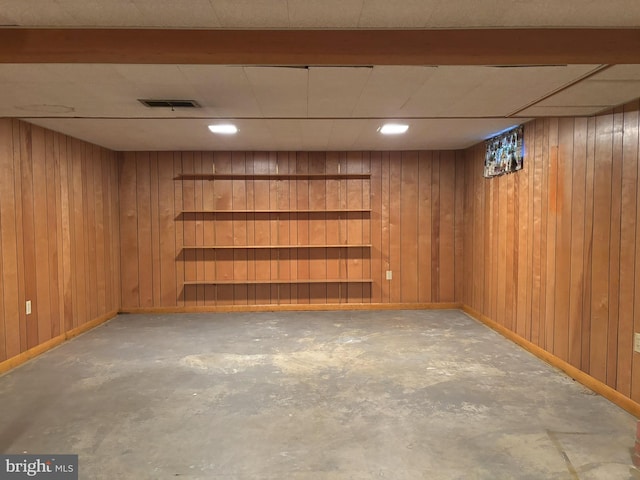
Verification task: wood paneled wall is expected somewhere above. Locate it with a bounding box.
[461,100,640,403]
[0,119,120,364]
[119,151,464,308]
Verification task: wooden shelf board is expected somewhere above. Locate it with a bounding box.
[175,173,370,180]
[182,244,372,249]
[183,279,373,285]
[179,209,371,214]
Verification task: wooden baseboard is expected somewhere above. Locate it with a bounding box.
[461,304,640,419]
[120,302,463,314]
[0,309,118,376]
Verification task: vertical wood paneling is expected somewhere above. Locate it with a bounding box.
[232,152,249,305]
[346,152,364,303]
[120,150,462,309]
[309,153,327,303]
[31,126,53,344]
[93,145,106,317]
[555,118,574,362]
[544,118,558,352]
[608,107,624,388]
[582,116,596,372]
[380,152,391,303]
[11,122,26,352]
[591,113,614,383]
[158,152,177,306]
[59,135,73,333]
[432,154,441,302]
[119,154,138,308]
[173,155,184,307]
[137,153,153,308]
[503,172,514,331]
[0,120,11,362]
[388,153,402,303]
[85,144,98,321]
[194,152,206,306]
[417,152,433,303]
[369,152,382,304]
[20,122,38,347]
[440,152,456,302]
[619,102,639,397]
[325,153,341,303]
[400,152,419,303]
[148,153,161,308]
[0,119,120,367]
[454,152,465,305]
[462,101,640,407]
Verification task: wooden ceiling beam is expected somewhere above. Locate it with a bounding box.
[0,28,639,65]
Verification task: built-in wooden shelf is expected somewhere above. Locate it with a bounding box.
[182,244,372,249]
[174,172,372,294]
[183,279,373,285]
[175,173,370,180]
[179,209,371,214]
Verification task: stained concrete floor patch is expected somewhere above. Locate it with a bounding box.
[0,310,635,479]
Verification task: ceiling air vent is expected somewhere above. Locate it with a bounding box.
[138,99,201,108]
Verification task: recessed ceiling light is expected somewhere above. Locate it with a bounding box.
[208,124,238,134]
[379,123,409,135]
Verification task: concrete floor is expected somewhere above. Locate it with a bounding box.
[0,310,636,479]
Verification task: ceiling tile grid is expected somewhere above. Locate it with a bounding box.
[1,0,640,28]
[1,2,639,151]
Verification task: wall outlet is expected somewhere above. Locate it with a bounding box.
[386,270,393,280]
[26,300,31,315]
[635,333,640,353]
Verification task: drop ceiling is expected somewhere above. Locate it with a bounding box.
[1,0,640,151]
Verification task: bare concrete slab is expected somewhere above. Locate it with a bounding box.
[0,310,635,479]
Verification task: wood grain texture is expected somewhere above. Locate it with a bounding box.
[461,101,640,407]
[120,150,460,307]
[0,119,120,366]
[2,28,640,65]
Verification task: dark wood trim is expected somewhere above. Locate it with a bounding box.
[1,28,639,64]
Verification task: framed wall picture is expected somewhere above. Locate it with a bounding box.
[484,125,524,178]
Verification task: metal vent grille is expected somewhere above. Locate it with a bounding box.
[138,99,201,108]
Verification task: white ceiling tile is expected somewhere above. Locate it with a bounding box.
[398,65,601,117]
[358,0,439,27]
[590,65,640,81]
[328,120,369,150]
[398,67,487,117]
[422,0,508,28]
[422,0,640,28]
[445,65,600,116]
[287,0,363,27]
[130,0,221,27]
[1,0,640,27]
[210,0,289,27]
[56,0,142,26]
[495,0,640,28]
[177,66,261,117]
[308,67,372,117]
[23,117,529,151]
[0,0,77,26]
[352,66,436,117]
[243,67,308,117]
[300,120,333,150]
[535,79,640,108]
